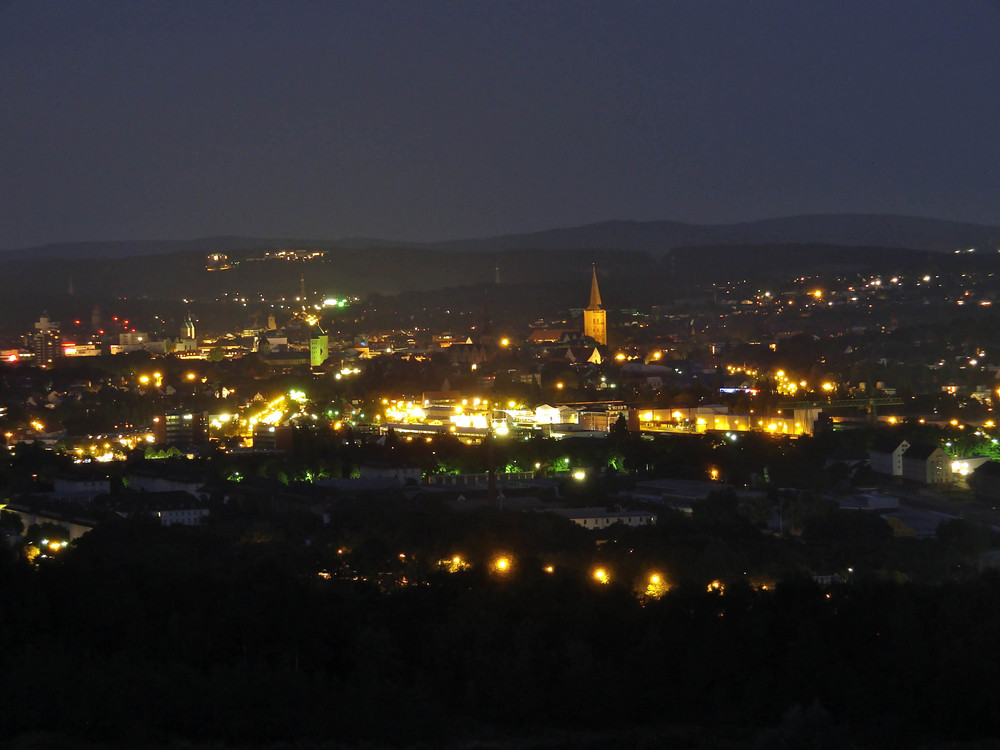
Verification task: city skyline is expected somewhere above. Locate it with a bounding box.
[3,2,1000,250]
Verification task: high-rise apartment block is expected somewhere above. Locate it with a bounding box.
[31,313,62,367]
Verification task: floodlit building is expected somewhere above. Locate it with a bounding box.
[118,331,149,348]
[901,442,952,485]
[181,313,196,340]
[30,313,62,367]
[310,333,329,367]
[153,410,207,445]
[582,265,607,346]
[535,404,579,425]
[578,403,631,432]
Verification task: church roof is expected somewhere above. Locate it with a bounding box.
[587,265,603,309]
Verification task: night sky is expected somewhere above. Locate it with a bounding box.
[2,1,999,250]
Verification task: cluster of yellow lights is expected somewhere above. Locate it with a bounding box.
[381,395,525,432]
[70,440,121,462]
[23,538,71,562]
[247,395,287,428]
[384,400,426,423]
[400,556,745,601]
[419,554,569,578]
[645,573,670,599]
[952,460,973,477]
[439,556,471,573]
[637,410,805,436]
[774,370,807,396]
[138,371,164,387]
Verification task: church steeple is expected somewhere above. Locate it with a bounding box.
[587,264,602,309]
[582,265,607,346]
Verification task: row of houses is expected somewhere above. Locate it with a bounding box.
[869,439,955,485]
[868,438,1000,507]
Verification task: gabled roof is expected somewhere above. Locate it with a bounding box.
[902,442,944,460]
[870,437,908,454]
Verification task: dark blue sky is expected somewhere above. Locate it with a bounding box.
[2,1,999,249]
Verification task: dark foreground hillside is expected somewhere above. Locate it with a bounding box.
[2,512,1000,750]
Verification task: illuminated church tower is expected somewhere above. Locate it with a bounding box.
[582,265,607,346]
[181,313,196,341]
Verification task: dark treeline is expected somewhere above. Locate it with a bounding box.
[2,506,1000,749]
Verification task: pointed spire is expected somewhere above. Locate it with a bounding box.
[588,264,602,309]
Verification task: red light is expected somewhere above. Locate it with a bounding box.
[98,330,104,335]
[74,320,80,325]
[112,317,118,321]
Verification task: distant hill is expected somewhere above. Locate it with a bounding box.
[4,214,1000,261]
[431,215,1000,255]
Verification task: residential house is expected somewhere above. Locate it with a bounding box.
[869,437,910,479]
[901,442,952,485]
